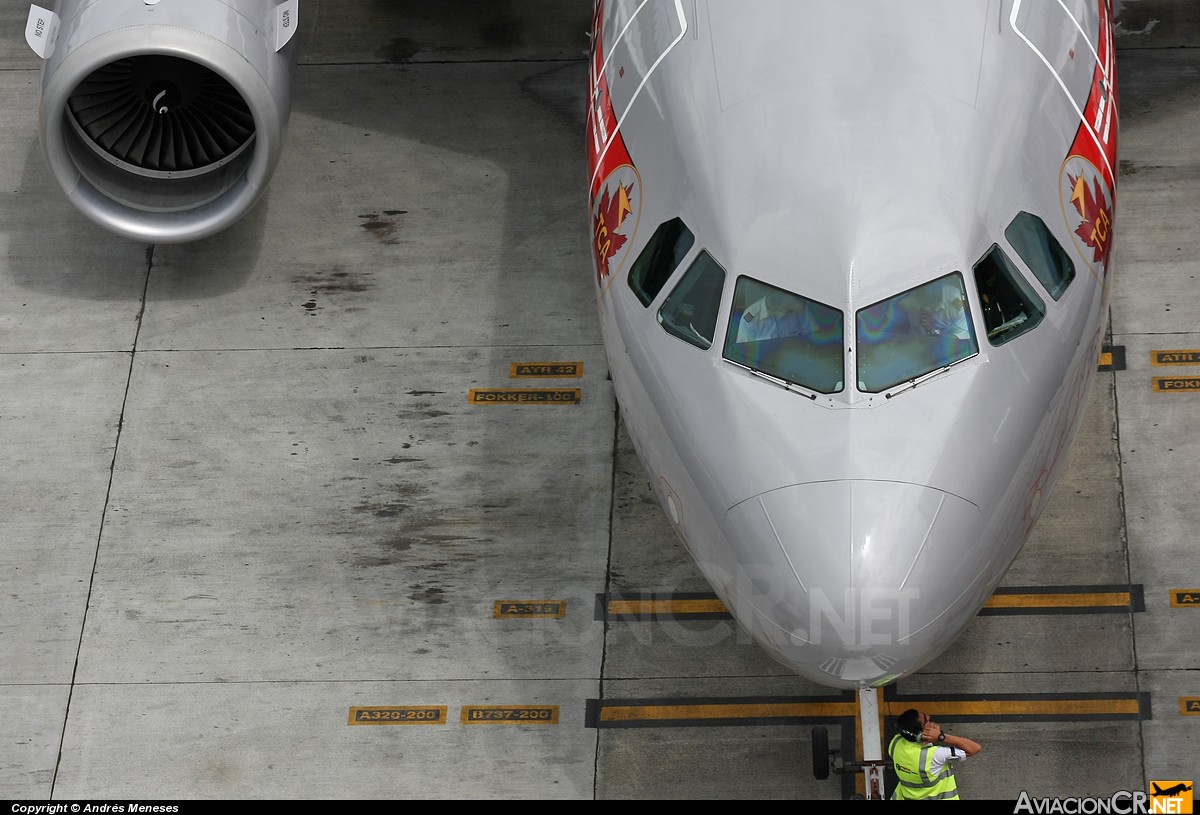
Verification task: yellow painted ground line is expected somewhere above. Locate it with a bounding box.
[607,598,729,615]
[881,699,1144,717]
[983,591,1130,608]
[596,696,1144,725]
[599,701,857,723]
[606,588,1138,618]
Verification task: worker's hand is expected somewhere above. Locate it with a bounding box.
[921,721,942,743]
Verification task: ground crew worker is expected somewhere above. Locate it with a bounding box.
[888,709,982,800]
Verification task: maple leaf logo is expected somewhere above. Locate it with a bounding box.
[593,180,635,281]
[1069,173,1113,265]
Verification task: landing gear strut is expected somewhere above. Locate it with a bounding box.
[810,688,888,800]
[857,686,888,800]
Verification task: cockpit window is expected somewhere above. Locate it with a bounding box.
[722,277,844,393]
[856,273,978,393]
[974,243,1046,346]
[658,250,726,349]
[628,217,695,306]
[1005,211,1075,300]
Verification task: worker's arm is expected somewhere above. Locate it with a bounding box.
[941,732,982,756]
[924,722,982,756]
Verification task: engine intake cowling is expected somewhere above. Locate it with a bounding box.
[27,0,298,243]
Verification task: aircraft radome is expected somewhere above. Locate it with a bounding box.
[23,0,1118,798]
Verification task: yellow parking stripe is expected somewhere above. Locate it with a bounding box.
[984,591,1130,608]
[607,597,728,615]
[599,700,857,723]
[881,698,1143,717]
[589,691,1149,728]
[604,585,1143,620]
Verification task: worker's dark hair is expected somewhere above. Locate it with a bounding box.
[896,709,923,742]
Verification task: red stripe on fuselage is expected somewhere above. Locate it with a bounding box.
[587,0,634,201]
[1068,0,1118,194]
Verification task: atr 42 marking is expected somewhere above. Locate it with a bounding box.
[1153,351,1200,366]
[509,362,583,378]
[348,706,448,725]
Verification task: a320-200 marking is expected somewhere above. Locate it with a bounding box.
[348,706,448,725]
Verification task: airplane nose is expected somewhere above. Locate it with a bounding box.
[720,480,987,686]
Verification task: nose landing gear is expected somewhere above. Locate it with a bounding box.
[810,688,889,800]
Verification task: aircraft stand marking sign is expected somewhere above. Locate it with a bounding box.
[468,388,581,405]
[1153,378,1200,393]
[462,705,559,724]
[510,361,583,378]
[1170,590,1200,607]
[1152,350,1200,366]
[348,705,448,725]
[494,600,567,618]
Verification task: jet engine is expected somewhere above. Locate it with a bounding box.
[25,0,299,243]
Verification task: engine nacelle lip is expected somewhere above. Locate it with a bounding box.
[38,11,294,243]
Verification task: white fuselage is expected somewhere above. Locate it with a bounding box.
[587,0,1117,688]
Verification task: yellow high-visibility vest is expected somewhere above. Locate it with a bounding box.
[888,733,960,800]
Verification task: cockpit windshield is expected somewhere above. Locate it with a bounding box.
[722,276,844,393]
[855,272,978,393]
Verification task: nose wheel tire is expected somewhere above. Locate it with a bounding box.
[812,725,830,780]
